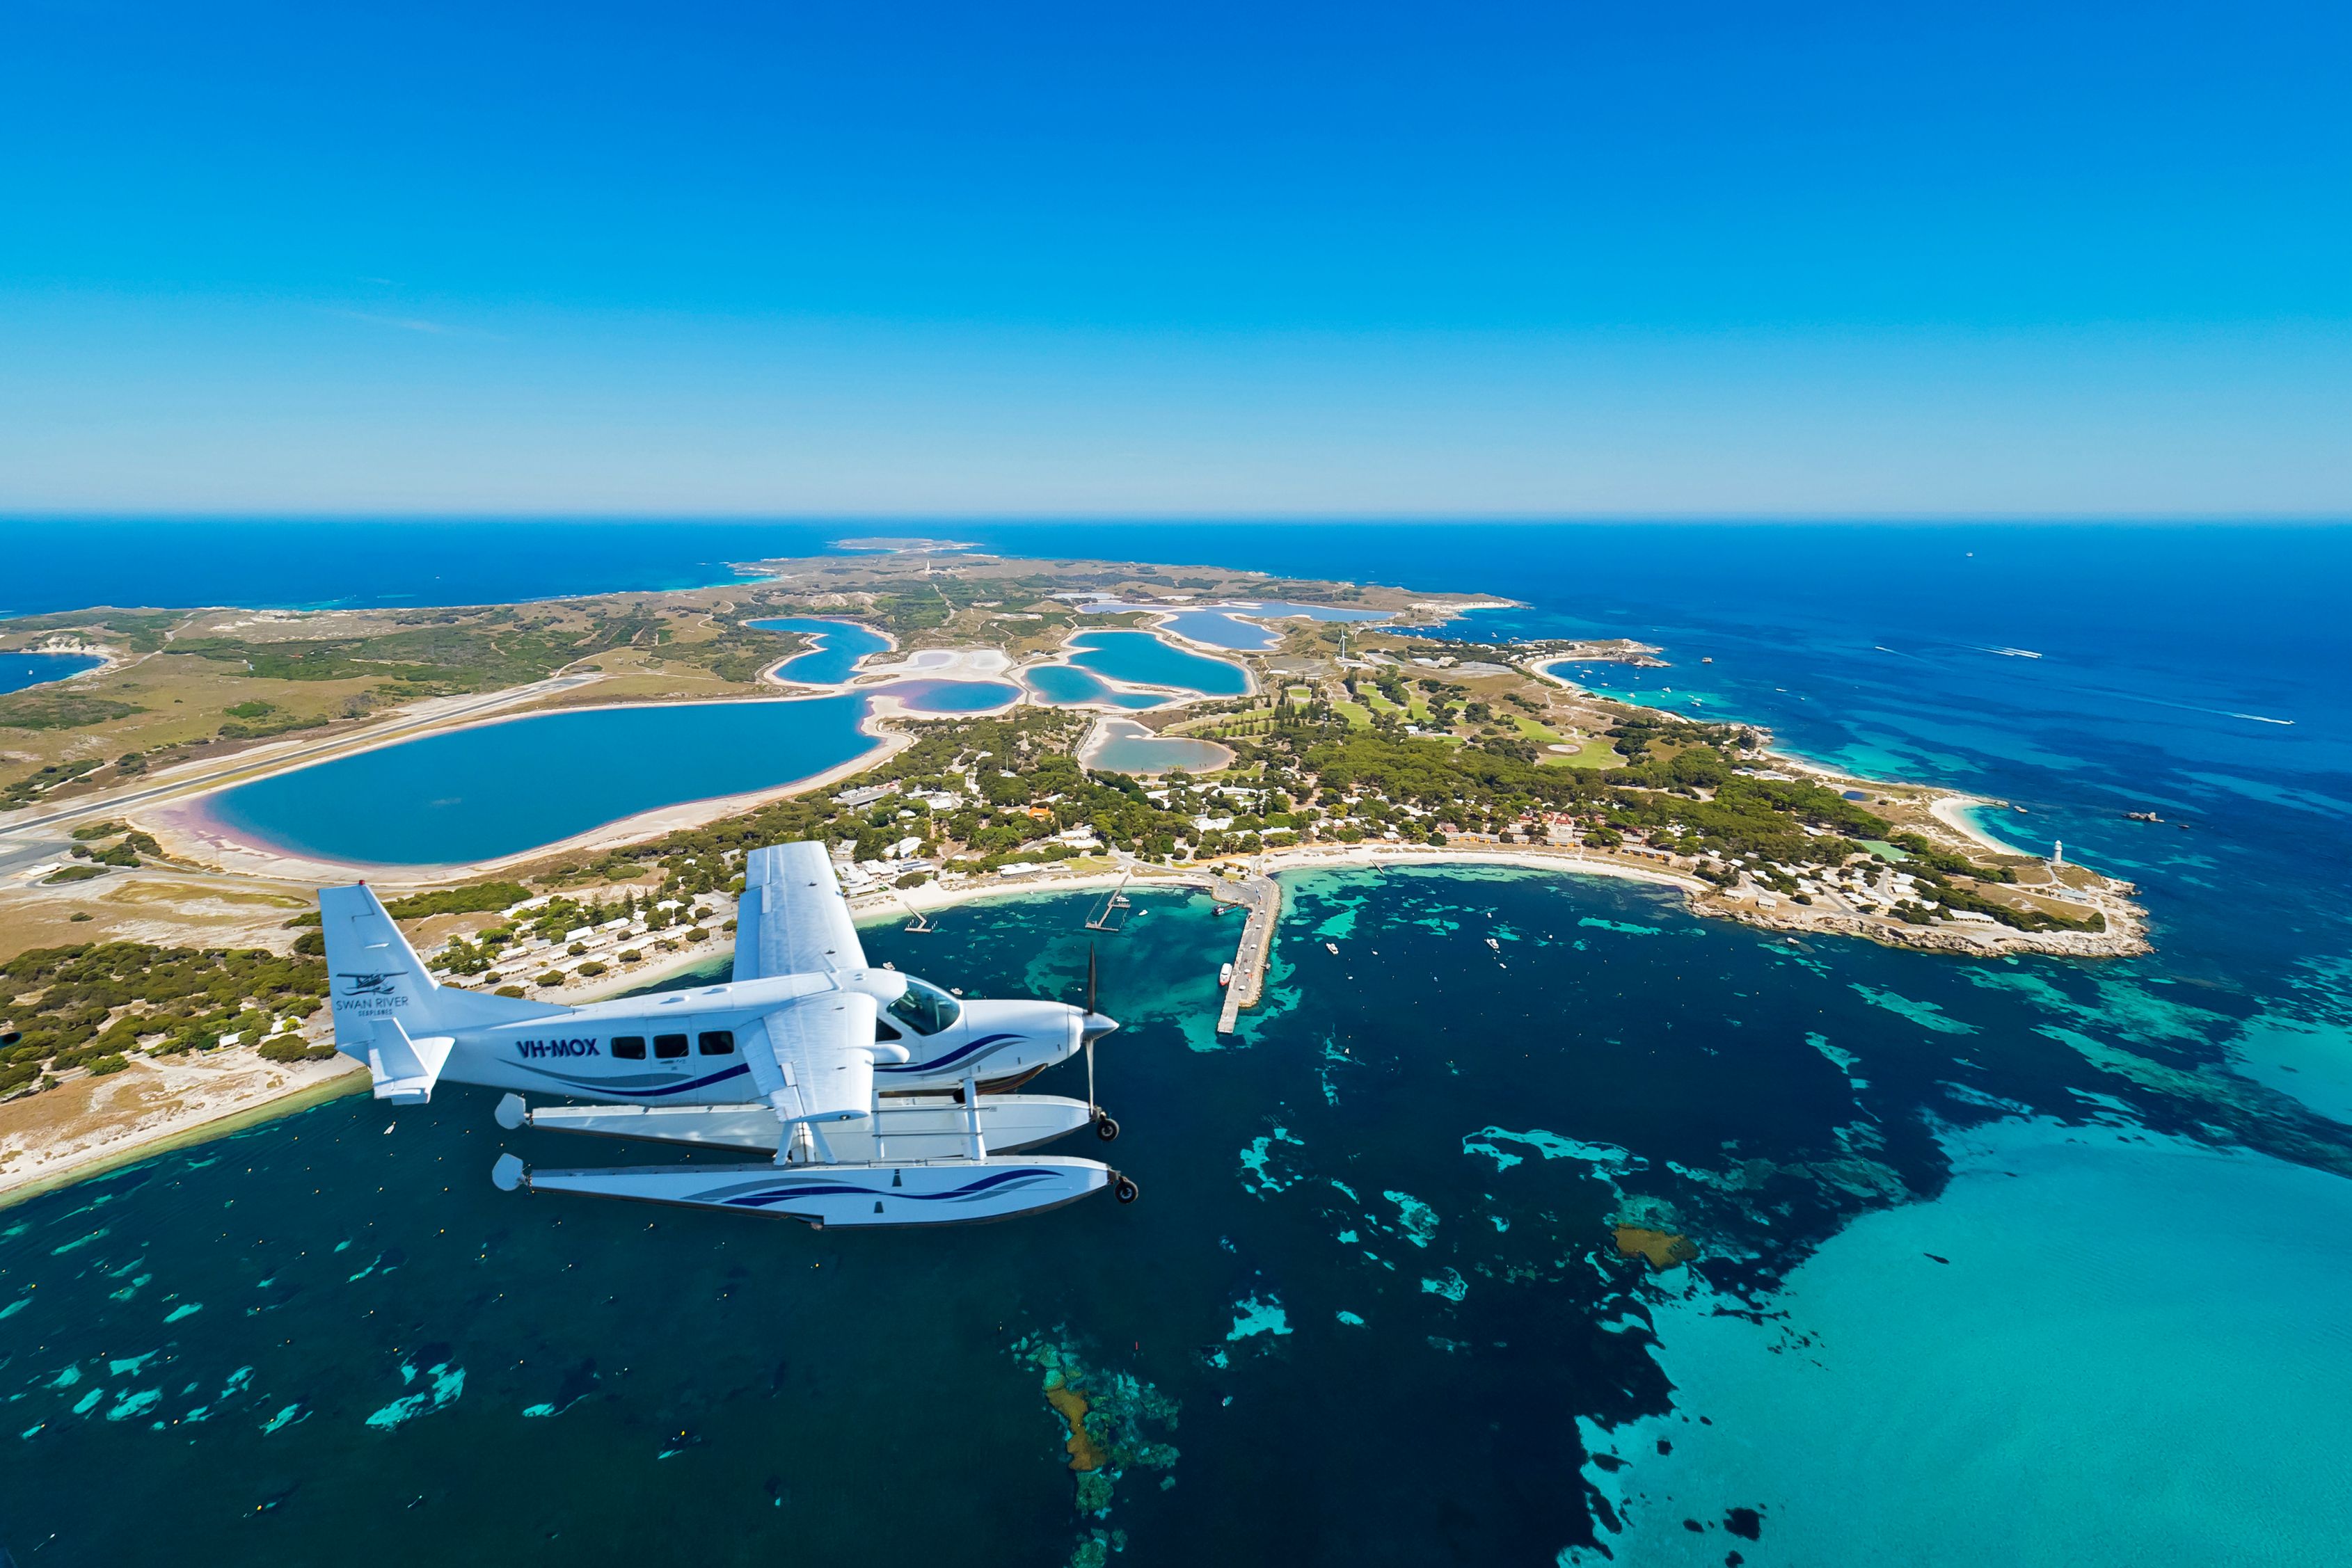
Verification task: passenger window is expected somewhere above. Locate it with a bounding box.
[653,1033,689,1059]
[697,1030,735,1056]
[610,1036,646,1059]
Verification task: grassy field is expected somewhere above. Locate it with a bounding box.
[1512,714,1564,743]
[1541,736,1622,769]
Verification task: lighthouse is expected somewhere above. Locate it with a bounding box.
[2053,839,2064,866]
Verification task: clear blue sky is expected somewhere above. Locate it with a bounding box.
[3,0,2346,515]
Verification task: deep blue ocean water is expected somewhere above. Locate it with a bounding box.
[5,520,2352,1564]
[0,520,862,614]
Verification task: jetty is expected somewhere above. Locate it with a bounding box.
[1213,872,1281,1034]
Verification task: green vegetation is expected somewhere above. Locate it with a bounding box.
[0,609,182,653]
[168,609,666,698]
[0,692,144,730]
[0,941,330,1094]
[70,820,129,840]
[216,698,335,740]
[42,865,105,885]
[643,609,806,684]
[260,1035,337,1064]
[68,829,161,868]
[382,881,532,920]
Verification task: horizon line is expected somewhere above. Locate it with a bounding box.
[6,513,2351,527]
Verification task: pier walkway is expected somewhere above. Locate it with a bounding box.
[1214,872,1281,1034]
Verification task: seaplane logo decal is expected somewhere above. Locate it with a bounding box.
[337,972,400,996]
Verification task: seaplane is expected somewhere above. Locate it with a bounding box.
[318,841,1134,1229]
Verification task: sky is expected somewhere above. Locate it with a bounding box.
[3,0,2347,517]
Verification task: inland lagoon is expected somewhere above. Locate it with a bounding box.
[1065,631,1250,696]
[745,617,892,685]
[1086,600,1392,651]
[0,652,105,694]
[1022,663,1173,710]
[198,695,878,866]
[1079,718,1235,776]
[866,678,1022,713]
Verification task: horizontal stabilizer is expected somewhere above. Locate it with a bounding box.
[367,1015,453,1105]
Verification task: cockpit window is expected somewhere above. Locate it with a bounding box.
[886,977,962,1036]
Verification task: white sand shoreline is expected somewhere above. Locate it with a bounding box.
[1930,795,2033,857]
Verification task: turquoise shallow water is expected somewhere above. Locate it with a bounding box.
[1577,1119,2352,1566]
[744,617,890,685]
[1022,662,1171,710]
[9,869,2352,1566]
[1066,630,1249,696]
[201,696,876,865]
[0,652,104,694]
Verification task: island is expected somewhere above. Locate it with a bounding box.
[0,547,2145,1199]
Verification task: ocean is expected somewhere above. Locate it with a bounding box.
[3,520,2350,1565]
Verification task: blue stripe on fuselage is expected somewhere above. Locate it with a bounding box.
[514,1059,752,1098]
[873,1032,1022,1075]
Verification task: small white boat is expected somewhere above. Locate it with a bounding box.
[1484,937,1500,951]
[1324,942,1340,955]
[1219,961,1234,986]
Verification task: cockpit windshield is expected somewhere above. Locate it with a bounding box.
[887,976,963,1036]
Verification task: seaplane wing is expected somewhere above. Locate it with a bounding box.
[756,991,882,1124]
[735,841,866,982]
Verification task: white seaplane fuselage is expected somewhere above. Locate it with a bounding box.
[387,969,1083,1107]
[321,838,1133,1229]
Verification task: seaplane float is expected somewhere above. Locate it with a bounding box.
[318,841,1133,1229]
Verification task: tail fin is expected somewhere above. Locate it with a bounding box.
[318,883,555,1055]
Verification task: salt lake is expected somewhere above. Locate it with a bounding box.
[745,618,891,685]
[200,695,877,867]
[1082,600,1391,651]
[1021,663,1172,710]
[1079,717,1234,775]
[1065,631,1249,696]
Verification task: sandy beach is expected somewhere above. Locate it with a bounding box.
[1930,794,2035,856]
